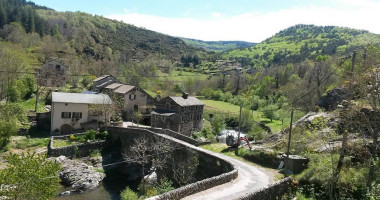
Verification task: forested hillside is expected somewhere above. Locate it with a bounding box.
[223,24,380,67]
[0,0,201,64]
[181,38,256,51]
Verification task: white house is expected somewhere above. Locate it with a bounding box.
[51,92,112,135]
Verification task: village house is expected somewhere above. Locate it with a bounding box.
[36,59,67,87]
[151,93,204,136]
[50,92,112,135]
[93,75,119,92]
[103,83,156,121]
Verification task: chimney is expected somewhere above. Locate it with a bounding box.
[182,92,188,99]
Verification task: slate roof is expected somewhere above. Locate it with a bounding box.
[93,75,116,82]
[168,96,204,106]
[105,83,123,90]
[114,84,135,94]
[52,92,112,104]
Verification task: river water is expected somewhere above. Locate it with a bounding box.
[54,175,140,200]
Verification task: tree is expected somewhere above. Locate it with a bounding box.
[0,153,61,200]
[211,114,225,135]
[171,148,199,186]
[122,135,177,195]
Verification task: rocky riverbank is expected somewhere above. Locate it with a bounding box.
[51,156,106,196]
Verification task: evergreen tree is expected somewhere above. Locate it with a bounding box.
[0,0,7,28]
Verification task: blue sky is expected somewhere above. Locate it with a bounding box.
[30,0,380,42]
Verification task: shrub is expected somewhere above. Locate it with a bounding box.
[85,129,96,140]
[155,177,174,194]
[96,131,109,140]
[69,134,75,141]
[0,119,18,149]
[120,187,139,200]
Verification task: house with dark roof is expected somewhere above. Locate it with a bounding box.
[93,75,118,92]
[151,93,204,136]
[103,83,156,121]
[50,92,112,135]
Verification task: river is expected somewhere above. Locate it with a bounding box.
[54,174,140,200]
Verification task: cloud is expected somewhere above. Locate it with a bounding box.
[211,12,222,18]
[107,1,380,43]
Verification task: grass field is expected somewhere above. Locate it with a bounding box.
[157,70,209,82]
[200,99,288,133]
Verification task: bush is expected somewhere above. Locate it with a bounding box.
[0,119,18,149]
[95,131,109,140]
[120,187,139,200]
[261,104,279,121]
[85,129,96,140]
[69,134,75,141]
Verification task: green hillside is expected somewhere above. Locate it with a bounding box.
[223,24,380,68]
[181,38,256,51]
[0,0,201,63]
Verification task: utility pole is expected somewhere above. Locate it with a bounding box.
[350,51,356,85]
[284,109,294,176]
[237,101,243,144]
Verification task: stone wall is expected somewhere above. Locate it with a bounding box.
[129,126,209,146]
[235,177,293,200]
[108,126,237,200]
[47,134,107,158]
[147,169,238,200]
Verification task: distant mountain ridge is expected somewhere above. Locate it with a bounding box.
[223,24,380,67]
[181,38,256,51]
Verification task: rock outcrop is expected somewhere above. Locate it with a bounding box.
[317,87,351,111]
[52,156,105,192]
[265,112,337,143]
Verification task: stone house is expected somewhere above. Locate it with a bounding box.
[151,93,204,136]
[37,59,67,87]
[93,75,118,92]
[50,92,112,135]
[103,83,156,121]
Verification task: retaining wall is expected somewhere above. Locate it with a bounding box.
[108,126,237,200]
[47,134,107,158]
[236,177,293,200]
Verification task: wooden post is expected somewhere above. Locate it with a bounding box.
[284,109,294,176]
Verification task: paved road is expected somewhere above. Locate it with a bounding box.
[182,148,273,200]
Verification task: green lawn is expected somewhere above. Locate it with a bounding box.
[200,99,241,114]
[200,99,288,133]
[19,97,46,112]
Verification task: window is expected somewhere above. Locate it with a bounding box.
[61,112,71,119]
[72,112,82,119]
[129,94,136,100]
[56,65,61,70]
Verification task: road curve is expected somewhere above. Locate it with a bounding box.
[183,148,273,200]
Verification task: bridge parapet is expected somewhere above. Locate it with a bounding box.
[107,126,238,200]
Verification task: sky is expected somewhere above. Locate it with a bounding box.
[30,0,380,43]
